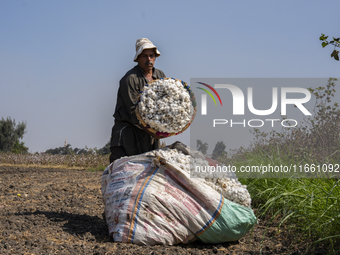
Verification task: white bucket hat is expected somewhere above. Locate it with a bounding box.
[134,38,161,62]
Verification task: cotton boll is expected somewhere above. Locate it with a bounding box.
[180,92,187,100]
[149,91,156,100]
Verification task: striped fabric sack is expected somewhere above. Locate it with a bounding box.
[101,151,256,245]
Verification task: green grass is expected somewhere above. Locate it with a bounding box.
[233,151,340,252]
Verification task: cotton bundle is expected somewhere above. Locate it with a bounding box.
[136,78,196,138]
[146,148,252,208]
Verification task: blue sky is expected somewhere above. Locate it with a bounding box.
[1,0,339,153]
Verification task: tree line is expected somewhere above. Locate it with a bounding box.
[196,139,227,160]
[45,142,110,155]
[0,116,226,158]
[0,117,110,155]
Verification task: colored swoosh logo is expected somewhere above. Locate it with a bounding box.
[196,82,223,106]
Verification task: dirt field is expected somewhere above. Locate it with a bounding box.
[0,166,329,254]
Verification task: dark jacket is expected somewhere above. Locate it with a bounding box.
[110,65,166,156]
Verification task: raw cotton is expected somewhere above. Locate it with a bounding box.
[146,148,252,208]
[137,78,194,133]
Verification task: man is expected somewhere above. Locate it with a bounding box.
[109,38,166,163]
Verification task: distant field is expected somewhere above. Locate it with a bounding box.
[0,153,110,170]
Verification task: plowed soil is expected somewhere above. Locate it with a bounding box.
[0,166,329,254]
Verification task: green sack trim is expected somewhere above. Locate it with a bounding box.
[197,198,257,243]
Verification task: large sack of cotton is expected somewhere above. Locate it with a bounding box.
[101,143,256,245]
